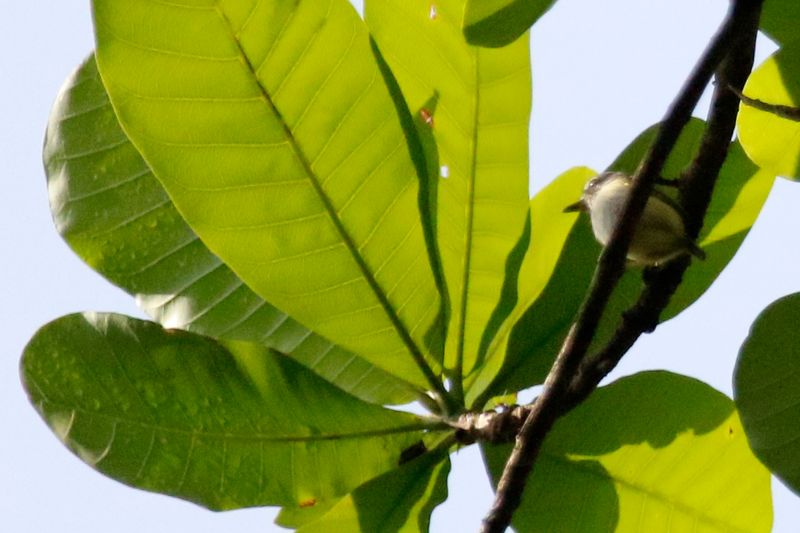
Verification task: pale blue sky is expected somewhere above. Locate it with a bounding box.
[2,1,797,531]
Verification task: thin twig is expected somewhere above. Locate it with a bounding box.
[450,404,529,444]
[480,2,763,531]
[728,84,800,122]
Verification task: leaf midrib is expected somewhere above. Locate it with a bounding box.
[452,47,481,402]
[36,397,444,443]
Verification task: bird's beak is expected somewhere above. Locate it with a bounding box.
[563,199,586,213]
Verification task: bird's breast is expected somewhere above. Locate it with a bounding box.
[587,180,630,245]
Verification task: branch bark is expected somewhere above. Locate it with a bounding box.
[480,2,763,531]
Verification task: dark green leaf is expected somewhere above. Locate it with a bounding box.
[735,293,800,495]
[483,372,772,532]
[21,313,443,510]
[298,450,450,532]
[463,0,556,48]
[44,55,419,406]
[760,0,800,46]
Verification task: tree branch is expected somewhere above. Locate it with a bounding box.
[451,404,529,445]
[566,16,761,407]
[480,2,763,531]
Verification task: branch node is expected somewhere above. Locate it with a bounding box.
[451,404,529,445]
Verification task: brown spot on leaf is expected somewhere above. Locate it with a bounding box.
[419,108,434,128]
[299,498,316,508]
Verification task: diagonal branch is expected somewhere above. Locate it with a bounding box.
[570,13,758,405]
[480,2,763,531]
[566,2,761,410]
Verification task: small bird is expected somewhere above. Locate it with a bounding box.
[564,171,706,266]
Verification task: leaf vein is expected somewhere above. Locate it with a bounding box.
[65,168,152,202]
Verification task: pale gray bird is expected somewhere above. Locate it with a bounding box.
[564,171,706,266]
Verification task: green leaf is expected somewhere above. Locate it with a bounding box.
[43,55,417,406]
[276,498,342,529]
[605,118,707,178]
[366,0,532,383]
[737,44,800,180]
[473,208,531,374]
[465,166,596,406]
[598,127,775,329]
[760,0,800,46]
[92,0,444,389]
[21,313,443,510]
[735,292,800,495]
[298,450,450,532]
[664,141,774,318]
[462,0,556,48]
[469,120,774,404]
[483,372,773,532]
[598,127,775,325]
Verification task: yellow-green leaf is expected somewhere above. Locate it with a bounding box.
[367,0,531,383]
[44,54,419,406]
[465,166,595,406]
[737,44,800,180]
[92,0,444,389]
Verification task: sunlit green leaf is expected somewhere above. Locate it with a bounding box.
[472,209,531,375]
[735,292,800,495]
[92,0,444,388]
[468,120,774,404]
[760,0,800,46]
[43,55,417,405]
[298,450,450,532]
[462,0,556,48]
[737,44,800,180]
[465,166,595,406]
[276,499,342,530]
[21,313,443,510]
[483,372,772,532]
[367,0,532,384]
